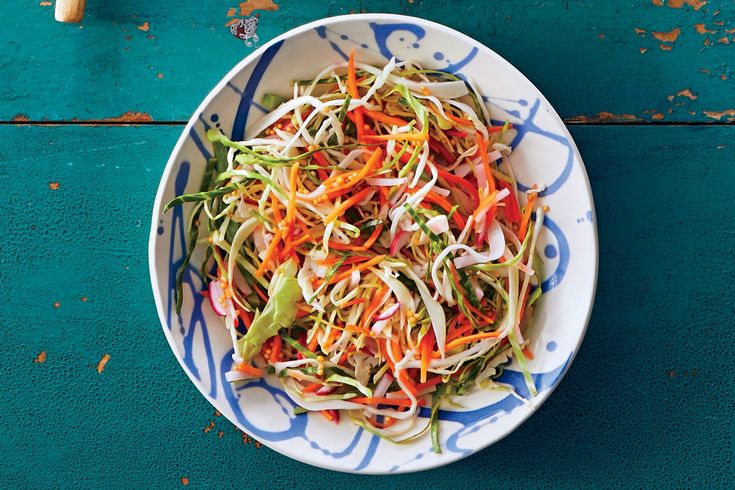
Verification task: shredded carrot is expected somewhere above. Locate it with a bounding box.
[359,284,389,328]
[270,193,283,222]
[347,49,359,98]
[364,132,428,142]
[303,382,322,394]
[239,309,253,329]
[444,331,501,352]
[328,254,386,285]
[317,255,373,266]
[323,147,382,194]
[475,132,496,193]
[399,371,419,398]
[518,191,538,241]
[285,162,299,239]
[522,345,535,360]
[351,397,425,407]
[255,229,282,277]
[488,123,513,133]
[328,224,384,252]
[269,336,282,363]
[361,109,409,127]
[339,298,366,309]
[322,329,341,349]
[311,151,331,181]
[324,187,373,224]
[320,409,339,423]
[445,111,473,126]
[446,321,474,343]
[234,362,263,377]
[407,188,466,230]
[307,329,320,352]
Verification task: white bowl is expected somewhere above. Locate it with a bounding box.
[149,13,598,474]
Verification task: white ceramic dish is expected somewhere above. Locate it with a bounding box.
[149,13,598,474]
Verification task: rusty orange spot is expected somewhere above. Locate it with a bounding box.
[717,36,730,44]
[138,21,150,32]
[721,73,727,80]
[214,410,222,417]
[225,18,240,27]
[240,430,250,444]
[39,1,52,6]
[652,27,681,43]
[239,0,279,16]
[726,28,735,34]
[713,20,724,26]
[703,36,713,46]
[48,181,60,190]
[254,440,262,448]
[80,296,88,302]
[53,301,60,308]
[180,477,190,486]
[96,354,110,373]
[703,109,735,120]
[667,95,675,101]
[634,27,647,35]
[12,114,30,123]
[666,0,707,9]
[218,430,224,439]
[34,351,47,363]
[652,0,663,5]
[640,47,648,54]
[652,113,665,120]
[203,420,215,433]
[156,72,164,79]
[694,24,716,34]
[226,7,237,16]
[677,88,697,100]
[659,44,673,51]
[99,112,153,123]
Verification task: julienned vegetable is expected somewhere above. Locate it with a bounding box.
[164,51,547,452]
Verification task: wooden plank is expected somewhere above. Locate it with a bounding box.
[0,124,732,486]
[1,1,733,123]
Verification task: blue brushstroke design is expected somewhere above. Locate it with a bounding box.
[354,434,381,471]
[444,46,478,74]
[539,214,569,293]
[369,22,425,62]
[316,26,349,61]
[232,40,284,140]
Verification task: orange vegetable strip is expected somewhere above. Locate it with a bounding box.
[270,193,283,223]
[269,336,282,363]
[445,111,473,126]
[285,162,299,237]
[311,151,331,181]
[328,254,385,285]
[444,332,501,352]
[363,133,428,142]
[475,132,496,193]
[324,187,373,224]
[303,382,322,394]
[361,109,409,127]
[437,169,480,207]
[360,284,389,328]
[328,223,383,252]
[234,363,263,377]
[307,329,320,352]
[255,229,282,277]
[347,50,359,98]
[518,191,538,241]
[416,376,443,392]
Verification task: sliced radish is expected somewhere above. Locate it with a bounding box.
[373,373,394,399]
[390,229,411,256]
[374,302,400,321]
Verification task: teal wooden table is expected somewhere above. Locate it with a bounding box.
[1,1,733,488]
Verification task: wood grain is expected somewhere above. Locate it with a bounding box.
[0,125,732,486]
[2,0,733,123]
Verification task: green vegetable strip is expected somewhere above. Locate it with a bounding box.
[163,184,240,213]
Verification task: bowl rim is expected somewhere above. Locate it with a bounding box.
[149,12,599,474]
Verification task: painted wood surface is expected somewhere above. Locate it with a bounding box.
[1,125,732,487]
[1,0,734,123]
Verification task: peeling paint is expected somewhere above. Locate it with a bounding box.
[218,431,224,439]
[156,72,164,79]
[213,410,221,417]
[652,27,681,43]
[53,301,60,308]
[703,109,735,121]
[634,27,647,35]
[652,0,663,5]
[12,114,29,123]
[659,44,673,51]
[96,354,110,373]
[98,112,153,123]
[34,351,47,363]
[138,21,150,32]
[48,181,60,190]
[694,24,716,35]
[239,0,279,16]
[652,113,665,120]
[717,36,729,44]
[39,1,52,6]
[640,47,648,54]
[203,420,215,433]
[677,88,698,100]
[666,0,707,9]
[180,477,189,486]
[226,7,237,17]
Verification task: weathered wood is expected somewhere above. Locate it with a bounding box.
[0,124,731,486]
[1,0,733,123]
